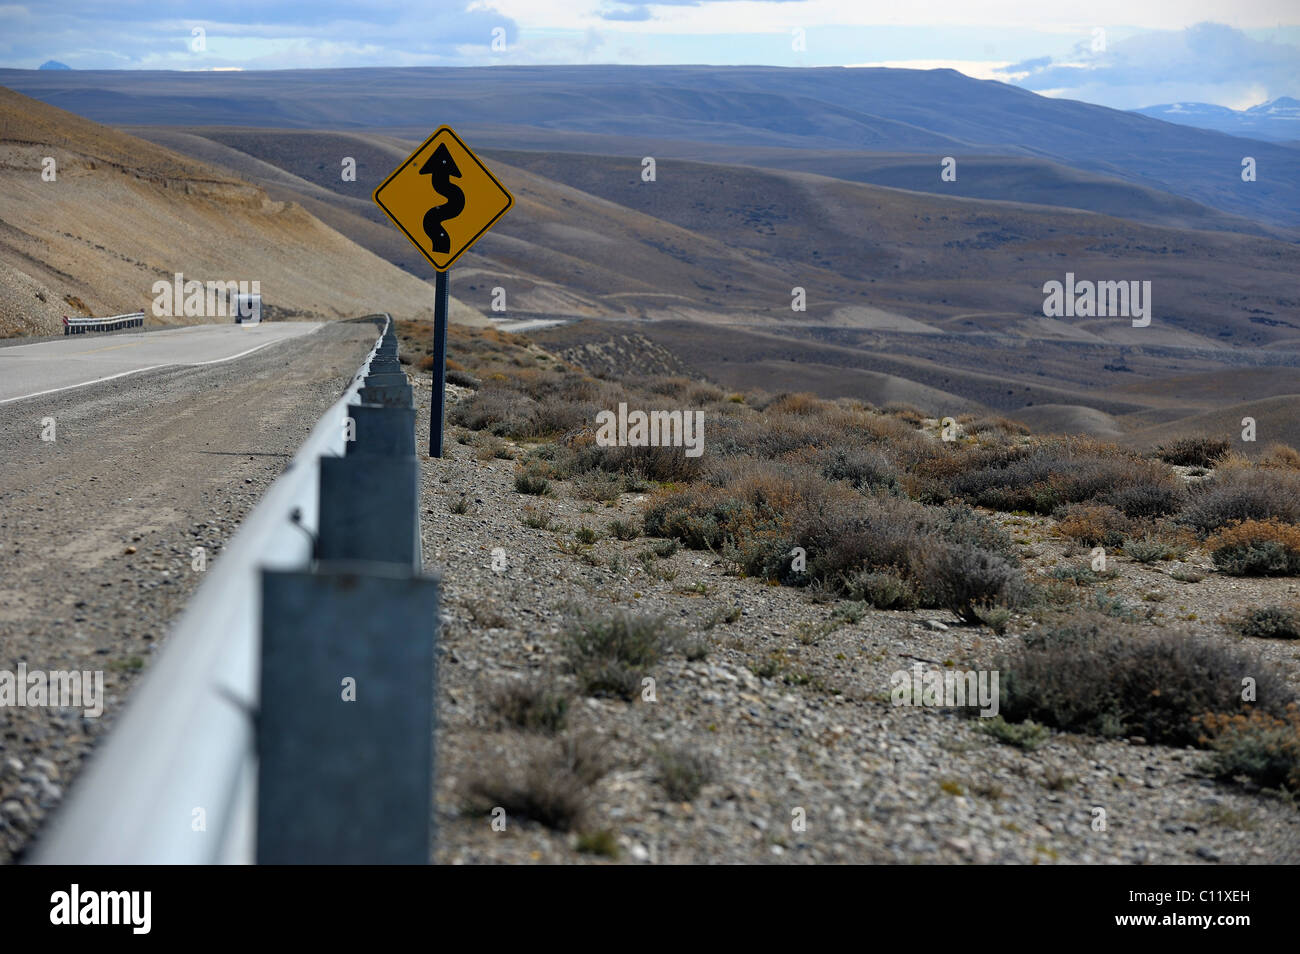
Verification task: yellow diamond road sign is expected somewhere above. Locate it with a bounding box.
[372,125,513,272]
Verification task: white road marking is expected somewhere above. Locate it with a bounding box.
[0,332,313,407]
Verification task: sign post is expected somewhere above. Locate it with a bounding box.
[431,269,449,458]
[372,125,513,457]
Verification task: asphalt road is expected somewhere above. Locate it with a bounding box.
[0,320,377,863]
[0,322,324,405]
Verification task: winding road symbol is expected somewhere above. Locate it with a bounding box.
[372,125,514,272]
[419,143,465,255]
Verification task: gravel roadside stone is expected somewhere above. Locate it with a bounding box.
[413,375,1300,865]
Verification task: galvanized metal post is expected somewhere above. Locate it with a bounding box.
[430,268,449,458]
[257,563,439,864]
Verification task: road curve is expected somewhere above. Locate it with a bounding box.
[0,322,324,406]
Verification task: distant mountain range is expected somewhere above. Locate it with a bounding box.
[1134,97,1300,143]
[2,65,1298,231]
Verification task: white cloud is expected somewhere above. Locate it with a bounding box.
[1004,21,1300,109]
[845,59,1013,81]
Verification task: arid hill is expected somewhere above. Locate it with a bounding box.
[0,87,482,336]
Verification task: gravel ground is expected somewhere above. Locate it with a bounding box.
[414,381,1300,865]
[7,324,1297,866]
[0,319,377,863]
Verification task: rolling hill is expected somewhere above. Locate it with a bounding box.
[3,65,1298,230]
[0,87,483,336]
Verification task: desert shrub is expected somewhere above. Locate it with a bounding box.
[974,605,1013,634]
[607,518,640,541]
[446,369,481,389]
[638,375,694,398]
[1259,443,1300,470]
[1183,469,1300,532]
[520,505,552,530]
[978,715,1049,750]
[515,470,551,496]
[450,389,539,436]
[642,461,810,552]
[1235,606,1300,640]
[1199,707,1300,794]
[462,734,608,831]
[933,503,1017,557]
[1055,504,1130,547]
[646,463,1024,609]
[472,432,515,460]
[1102,482,1185,519]
[947,439,1161,515]
[1122,535,1187,563]
[1090,592,1140,621]
[600,443,705,483]
[1156,437,1230,467]
[686,382,725,404]
[572,470,624,502]
[1207,519,1300,575]
[818,446,900,492]
[653,746,714,801]
[491,680,571,734]
[968,416,1031,437]
[881,400,925,421]
[1047,564,1109,585]
[998,613,1294,745]
[534,396,601,436]
[916,542,1026,623]
[844,570,918,609]
[766,391,832,416]
[793,494,935,588]
[563,610,680,699]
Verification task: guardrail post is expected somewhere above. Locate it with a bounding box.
[316,455,421,567]
[358,383,413,407]
[257,562,438,864]
[347,404,417,458]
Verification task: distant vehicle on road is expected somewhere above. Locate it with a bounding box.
[234,293,262,324]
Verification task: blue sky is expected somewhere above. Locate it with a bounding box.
[2,1,1297,110]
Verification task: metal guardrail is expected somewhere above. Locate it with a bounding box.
[32,314,438,864]
[63,312,144,335]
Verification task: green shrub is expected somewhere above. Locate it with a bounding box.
[844,570,918,609]
[491,680,570,734]
[575,829,620,858]
[1123,536,1187,563]
[1236,606,1300,640]
[974,605,1013,634]
[515,470,551,495]
[1199,707,1300,794]
[521,506,553,530]
[653,746,714,801]
[978,715,1050,750]
[650,538,679,558]
[607,518,640,541]
[564,610,680,699]
[1207,519,1300,576]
